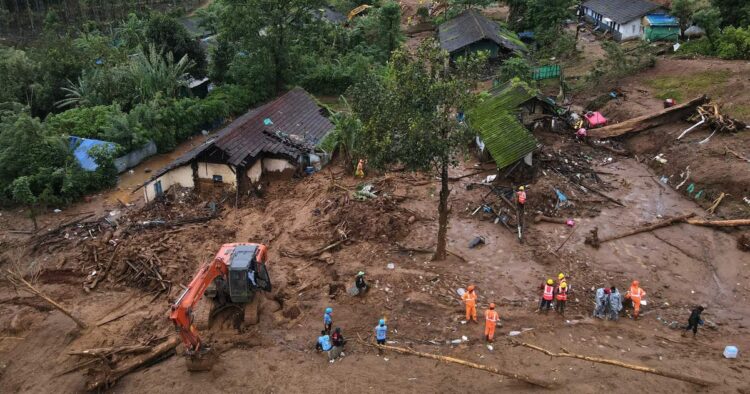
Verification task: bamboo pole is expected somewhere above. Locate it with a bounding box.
[2,269,88,329]
[515,341,715,387]
[359,340,552,389]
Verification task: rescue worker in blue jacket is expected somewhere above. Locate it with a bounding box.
[375,319,387,355]
[323,307,333,334]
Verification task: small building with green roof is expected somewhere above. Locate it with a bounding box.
[467,80,554,169]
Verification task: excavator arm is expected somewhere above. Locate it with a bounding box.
[169,257,228,353]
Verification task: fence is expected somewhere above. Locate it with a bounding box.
[532,65,561,81]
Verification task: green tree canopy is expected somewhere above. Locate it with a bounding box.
[145,13,207,77]
[347,40,485,260]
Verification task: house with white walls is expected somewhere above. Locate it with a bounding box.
[582,0,666,41]
[141,87,334,203]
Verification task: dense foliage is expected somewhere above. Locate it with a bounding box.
[347,40,485,260]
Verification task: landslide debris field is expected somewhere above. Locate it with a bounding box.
[2,110,750,392]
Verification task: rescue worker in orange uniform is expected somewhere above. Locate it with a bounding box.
[625,280,646,319]
[462,285,478,323]
[516,186,527,215]
[539,279,554,313]
[555,282,568,315]
[484,303,499,342]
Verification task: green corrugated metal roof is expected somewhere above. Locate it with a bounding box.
[469,81,538,169]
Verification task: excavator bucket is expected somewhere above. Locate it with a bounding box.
[185,348,216,372]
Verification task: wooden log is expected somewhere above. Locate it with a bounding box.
[68,345,152,357]
[86,336,180,391]
[360,340,552,389]
[515,341,715,387]
[588,95,709,139]
[534,214,568,224]
[585,214,696,247]
[2,269,88,329]
[686,218,750,227]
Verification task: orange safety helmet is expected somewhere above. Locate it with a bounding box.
[468,285,475,292]
[632,280,639,287]
[489,303,496,309]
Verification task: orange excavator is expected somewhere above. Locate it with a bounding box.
[169,243,272,370]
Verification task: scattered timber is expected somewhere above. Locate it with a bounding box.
[588,95,709,139]
[360,340,552,389]
[515,341,715,387]
[86,336,180,391]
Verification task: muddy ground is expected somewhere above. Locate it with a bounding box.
[2,128,750,393]
[2,21,750,394]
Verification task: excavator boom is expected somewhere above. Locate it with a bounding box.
[169,243,269,357]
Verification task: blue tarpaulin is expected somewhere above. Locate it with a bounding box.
[69,136,117,171]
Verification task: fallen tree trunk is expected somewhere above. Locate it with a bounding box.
[534,214,569,224]
[86,336,180,391]
[515,341,715,387]
[2,269,88,329]
[68,345,152,357]
[362,341,552,389]
[686,218,750,227]
[585,214,696,248]
[588,95,709,139]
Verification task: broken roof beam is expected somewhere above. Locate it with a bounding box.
[588,95,709,139]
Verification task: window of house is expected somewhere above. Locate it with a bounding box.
[212,175,223,183]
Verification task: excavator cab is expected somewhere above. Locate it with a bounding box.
[227,244,272,303]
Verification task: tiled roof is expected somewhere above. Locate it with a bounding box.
[468,81,538,169]
[144,87,333,184]
[438,9,526,54]
[212,87,333,166]
[582,0,662,24]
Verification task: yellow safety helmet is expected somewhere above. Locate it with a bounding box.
[519,186,525,191]
[546,279,554,285]
[558,273,565,280]
[561,282,567,289]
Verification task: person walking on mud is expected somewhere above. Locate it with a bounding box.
[323,307,333,334]
[484,303,500,342]
[539,279,555,313]
[608,286,623,320]
[555,282,568,315]
[625,280,646,319]
[594,287,610,318]
[682,306,705,337]
[462,285,478,323]
[516,186,527,238]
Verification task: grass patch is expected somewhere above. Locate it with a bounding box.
[645,70,731,102]
[726,104,750,122]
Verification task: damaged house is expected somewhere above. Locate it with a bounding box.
[468,80,558,170]
[142,87,334,202]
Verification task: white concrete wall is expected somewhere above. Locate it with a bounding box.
[262,158,296,173]
[247,160,262,183]
[619,19,642,40]
[143,165,194,203]
[197,162,237,185]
